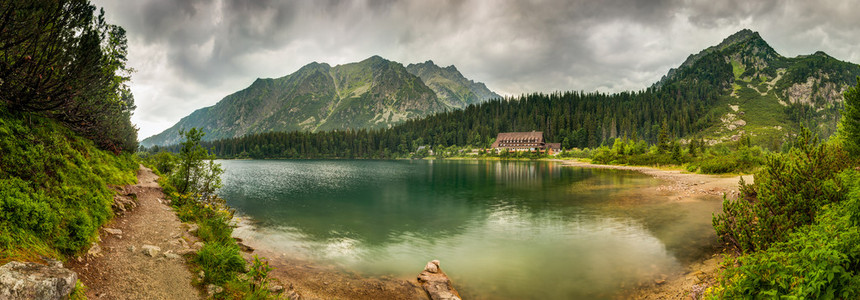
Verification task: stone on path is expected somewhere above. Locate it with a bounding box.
[0,261,78,300]
[163,251,181,260]
[141,245,161,257]
[87,242,102,257]
[103,228,123,235]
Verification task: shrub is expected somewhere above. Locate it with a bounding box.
[709,170,860,298]
[713,128,851,253]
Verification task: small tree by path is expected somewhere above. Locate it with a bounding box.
[171,128,223,207]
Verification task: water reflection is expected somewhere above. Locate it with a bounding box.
[219,160,721,299]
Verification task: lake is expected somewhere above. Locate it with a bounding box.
[218,159,721,299]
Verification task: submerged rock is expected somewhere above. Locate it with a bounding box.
[0,261,78,300]
[417,260,461,300]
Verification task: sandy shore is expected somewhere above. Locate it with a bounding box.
[558,160,751,299]
[559,160,753,200]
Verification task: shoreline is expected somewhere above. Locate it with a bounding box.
[231,218,428,300]
[557,160,749,299]
[557,159,754,200]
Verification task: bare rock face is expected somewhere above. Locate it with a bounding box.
[0,261,78,300]
[417,260,461,300]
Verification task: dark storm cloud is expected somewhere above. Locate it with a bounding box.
[90,0,860,139]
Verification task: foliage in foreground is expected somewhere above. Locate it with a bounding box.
[709,170,860,298]
[713,129,849,254]
[0,109,136,262]
[141,128,280,299]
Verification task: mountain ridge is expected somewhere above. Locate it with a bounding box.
[657,29,859,145]
[141,56,501,147]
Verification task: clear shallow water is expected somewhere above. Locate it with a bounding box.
[219,159,721,299]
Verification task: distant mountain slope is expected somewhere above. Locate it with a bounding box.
[406,60,501,108]
[141,56,447,147]
[141,56,501,147]
[659,29,860,145]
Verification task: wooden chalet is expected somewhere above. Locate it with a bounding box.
[491,131,546,151]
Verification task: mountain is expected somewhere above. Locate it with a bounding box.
[141,56,502,147]
[405,60,501,109]
[657,29,860,145]
[142,56,451,147]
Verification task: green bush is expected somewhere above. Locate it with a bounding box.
[709,170,860,298]
[713,129,850,253]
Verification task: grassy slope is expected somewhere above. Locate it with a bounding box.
[0,108,137,263]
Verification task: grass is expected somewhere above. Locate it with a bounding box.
[0,108,137,263]
[732,60,746,78]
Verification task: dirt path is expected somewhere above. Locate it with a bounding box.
[68,165,201,299]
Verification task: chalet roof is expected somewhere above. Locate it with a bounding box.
[547,143,561,149]
[494,131,544,142]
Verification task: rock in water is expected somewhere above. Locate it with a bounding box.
[417,260,461,300]
[424,261,439,273]
[0,261,78,300]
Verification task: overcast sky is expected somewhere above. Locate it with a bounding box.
[90,0,860,139]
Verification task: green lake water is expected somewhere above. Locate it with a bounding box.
[218,159,721,299]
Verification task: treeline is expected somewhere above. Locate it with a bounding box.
[156,82,729,159]
[0,0,137,152]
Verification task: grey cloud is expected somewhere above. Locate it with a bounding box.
[91,0,860,138]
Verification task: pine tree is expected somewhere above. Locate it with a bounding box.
[839,78,860,157]
[658,119,670,153]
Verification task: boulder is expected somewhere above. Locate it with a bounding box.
[141,245,161,257]
[0,261,78,300]
[424,261,439,273]
[417,260,461,300]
